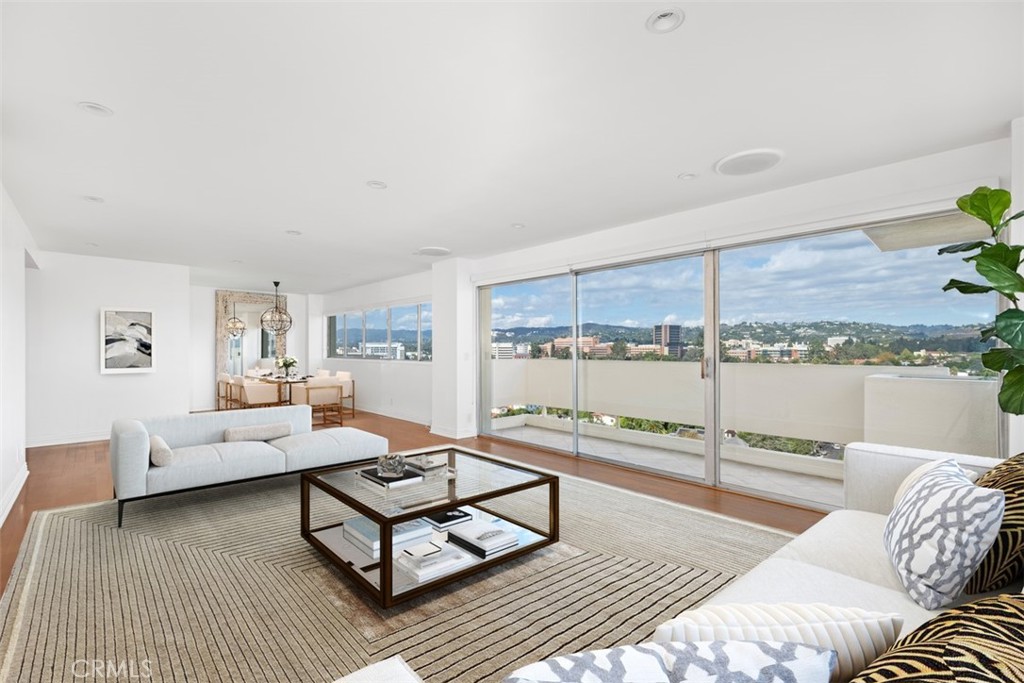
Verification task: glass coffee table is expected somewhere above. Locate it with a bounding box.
[300,445,559,608]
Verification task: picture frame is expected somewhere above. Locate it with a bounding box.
[101,309,154,374]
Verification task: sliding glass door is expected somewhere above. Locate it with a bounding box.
[479,214,999,509]
[575,256,705,479]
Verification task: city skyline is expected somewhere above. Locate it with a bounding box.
[489,230,995,330]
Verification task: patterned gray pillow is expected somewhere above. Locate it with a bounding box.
[883,458,1005,610]
[502,640,837,683]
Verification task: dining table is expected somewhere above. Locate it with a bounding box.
[258,375,311,404]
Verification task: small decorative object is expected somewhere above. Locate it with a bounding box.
[376,452,406,478]
[260,280,292,334]
[276,355,298,375]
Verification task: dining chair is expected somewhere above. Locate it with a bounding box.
[298,376,344,425]
[232,376,281,409]
[335,371,356,418]
[216,373,234,410]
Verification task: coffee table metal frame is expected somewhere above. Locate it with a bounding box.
[300,445,559,608]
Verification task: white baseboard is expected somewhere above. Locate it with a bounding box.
[27,430,109,448]
[429,423,478,440]
[0,463,29,527]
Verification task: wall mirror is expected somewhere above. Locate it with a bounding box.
[215,290,288,376]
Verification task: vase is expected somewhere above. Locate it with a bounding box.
[376,453,405,478]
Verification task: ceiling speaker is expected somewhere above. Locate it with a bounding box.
[714,149,784,176]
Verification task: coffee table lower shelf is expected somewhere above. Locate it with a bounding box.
[307,508,552,604]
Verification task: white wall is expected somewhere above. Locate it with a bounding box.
[26,253,192,445]
[1,186,40,525]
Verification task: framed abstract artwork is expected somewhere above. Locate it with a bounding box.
[101,309,154,373]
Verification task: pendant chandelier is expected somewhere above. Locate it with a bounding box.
[225,303,246,338]
[261,280,292,334]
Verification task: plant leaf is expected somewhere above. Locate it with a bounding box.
[966,242,1024,270]
[942,278,994,295]
[995,309,1024,348]
[982,348,1024,372]
[938,240,990,255]
[980,325,998,342]
[958,186,1011,229]
[999,366,1024,415]
[974,257,1024,297]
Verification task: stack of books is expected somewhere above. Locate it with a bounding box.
[423,508,472,530]
[394,541,473,583]
[447,520,519,558]
[342,516,433,560]
[358,468,424,488]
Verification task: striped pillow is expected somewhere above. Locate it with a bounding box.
[965,453,1024,593]
[848,594,1024,682]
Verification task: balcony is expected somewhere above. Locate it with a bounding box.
[485,359,999,509]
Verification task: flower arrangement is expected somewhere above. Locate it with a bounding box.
[276,355,298,370]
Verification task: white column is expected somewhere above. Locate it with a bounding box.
[430,258,478,439]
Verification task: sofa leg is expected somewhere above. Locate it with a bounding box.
[117,500,125,528]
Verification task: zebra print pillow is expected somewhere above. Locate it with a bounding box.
[965,453,1024,594]
[848,594,1024,682]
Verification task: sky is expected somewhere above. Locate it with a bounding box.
[489,230,996,329]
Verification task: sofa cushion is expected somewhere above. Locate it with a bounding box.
[149,435,174,467]
[773,510,908,593]
[270,427,387,472]
[706,557,941,634]
[893,458,978,507]
[883,459,1004,610]
[965,453,1024,594]
[223,421,292,442]
[146,441,286,494]
[652,603,902,683]
[848,594,1024,682]
[503,641,836,683]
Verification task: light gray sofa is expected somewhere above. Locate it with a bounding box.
[110,404,388,525]
[655,441,1019,637]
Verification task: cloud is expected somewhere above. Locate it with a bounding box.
[485,229,994,330]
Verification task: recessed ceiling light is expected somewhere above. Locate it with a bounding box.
[415,246,451,257]
[366,180,388,190]
[511,223,525,229]
[82,195,105,203]
[85,242,99,247]
[677,172,699,181]
[231,259,244,264]
[645,7,685,34]
[77,101,114,117]
[285,229,302,236]
[714,148,784,176]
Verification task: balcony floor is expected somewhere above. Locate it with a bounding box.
[491,424,843,509]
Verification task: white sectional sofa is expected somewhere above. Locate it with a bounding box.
[110,404,388,525]
[655,441,1018,637]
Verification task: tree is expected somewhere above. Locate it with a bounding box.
[610,340,629,360]
[530,342,542,359]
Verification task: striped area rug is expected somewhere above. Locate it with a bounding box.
[0,473,791,682]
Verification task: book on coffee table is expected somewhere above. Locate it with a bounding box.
[395,542,473,583]
[423,508,472,530]
[342,516,433,559]
[358,468,424,488]
[447,520,519,558]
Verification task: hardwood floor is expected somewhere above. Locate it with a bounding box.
[0,411,824,594]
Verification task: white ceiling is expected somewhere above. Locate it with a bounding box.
[3,1,1022,294]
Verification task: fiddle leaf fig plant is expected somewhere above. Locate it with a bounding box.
[940,186,1024,413]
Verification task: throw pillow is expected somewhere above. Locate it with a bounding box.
[502,640,836,683]
[149,435,174,467]
[892,459,978,508]
[965,453,1024,594]
[223,422,292,442]
[882,459,1004,610]
[848,594,1024,682]
[652,602,902,683]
